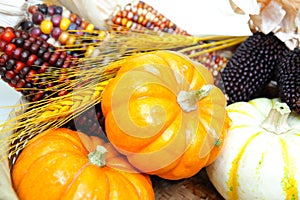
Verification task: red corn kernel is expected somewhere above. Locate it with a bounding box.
[11,74,20,85]
[29,43,39,54]
[26,69,37,82]
[23,40,32,50]
[0,54,9,65]
[38,62,49,73]
[49,53,59,65]
[59,51,67,60]
[80,20,89,29]
[69,13,77,23]
[16,79,26,89]
[28,36,36,43]
[14,61,26,73]
[2,31,15,43]
[5,70,16,80]
[27,54,38,66]
[28,5,38,14]
[42,51,51,61]
[8,81,16,88]
[5,43,17,56]
[62,61,70,69]
[0,40,7,51]
[32,91,45,101]
[12,47,23,60]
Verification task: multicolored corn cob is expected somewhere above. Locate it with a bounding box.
[21,3,96,51]
[0,26,77,101]
[0,2,109,101]
[110,1,188,35]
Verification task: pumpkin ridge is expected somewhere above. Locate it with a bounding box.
[15,151,87,199]
[112,169,155,200]
[62,161,91,196]
[134,90,177,101]
[132,94,180,121]
[279,138,298,199]
[111,170,141,198]
[12,136,87,189]
[205,120,229,165]
[227,131,263,199]
[190,64,214,91]
[136,112,184,153]
[197,90,228,144]
[104,170,139,200]
[188,62,200,89]
[134,66,176,87]
[153,51,213,89]
[144,96,181,140]
[24,129,89,156]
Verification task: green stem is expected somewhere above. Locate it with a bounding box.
[88,145,107,167]
[177,84,213,112]
[261,102,291,135]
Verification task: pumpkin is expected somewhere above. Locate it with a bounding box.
[12,128,155,200]
[206,98,300,199]
[101,50,231,180]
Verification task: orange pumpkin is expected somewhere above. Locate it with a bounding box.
[12,128,154,200]
[101,50,231,180]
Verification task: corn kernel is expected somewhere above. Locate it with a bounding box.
[60,18,71,31]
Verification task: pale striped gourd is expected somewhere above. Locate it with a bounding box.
[206,98,300,200]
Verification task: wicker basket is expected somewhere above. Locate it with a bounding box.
[153,170,224,200]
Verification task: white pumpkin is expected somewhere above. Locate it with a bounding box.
[206,98,300,200]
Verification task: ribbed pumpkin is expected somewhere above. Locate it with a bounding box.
[206,98,300,199]
[101,50,231,180]
[12,128,154,200]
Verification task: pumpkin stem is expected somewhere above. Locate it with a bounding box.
[177,84,213,112]
[88,145,108,167]
[261,102,291,135]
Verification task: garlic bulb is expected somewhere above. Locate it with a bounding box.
[230,0,300,49]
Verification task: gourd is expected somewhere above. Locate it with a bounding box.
[206,98,300,199]
[12,128,155,200]
[101,50,231,180]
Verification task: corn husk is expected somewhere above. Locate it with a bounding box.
[0,0,65,28]
[0,0,28,27]
[230,0,300,49]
